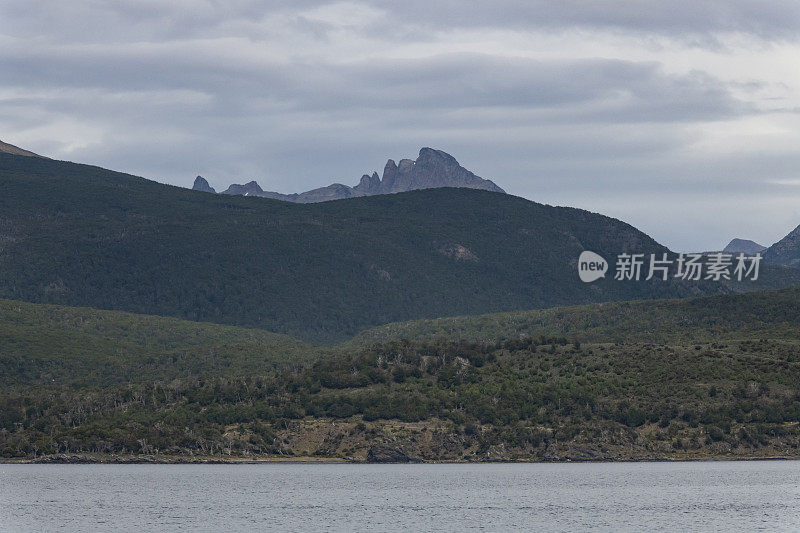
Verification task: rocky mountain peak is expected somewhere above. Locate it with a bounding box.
[221,180,264,196]
[393,148,505,194]
[192,176,216,194]
[205,148,505,202]
[380,159,400,194]
[417,147,459,166]
[354,172,381,195]
[397,158,415,172]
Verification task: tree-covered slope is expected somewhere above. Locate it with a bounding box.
[2,289,800,461]
[1,152,798,343]
[349,286,800,347]
[764,223,800,268]
[0,298,317,387]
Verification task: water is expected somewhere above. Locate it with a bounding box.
[2,461,799,532]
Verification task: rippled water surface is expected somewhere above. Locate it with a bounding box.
[2,461,800,532]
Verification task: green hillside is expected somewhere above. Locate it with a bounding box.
[1,289,800,461]
[3,152,798,343]
[764,223,800,268]
[349,286,800,347]
[0,299,317,387]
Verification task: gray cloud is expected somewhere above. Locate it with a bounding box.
[380,1,800,40]
[6,1,800,41]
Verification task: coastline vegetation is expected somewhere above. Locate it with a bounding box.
[3,288,800,462]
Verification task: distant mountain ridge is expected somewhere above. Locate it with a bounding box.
[193,147,505,202]
[722,239,766,254]
[2,151,800,343]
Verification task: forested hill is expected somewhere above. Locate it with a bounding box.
[764,223,800,268]
[0,298,317,387]
[349,285,800,348]
[4,288,800,461]
[1,152,798,343]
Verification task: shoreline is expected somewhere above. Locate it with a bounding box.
[3,454,800,465]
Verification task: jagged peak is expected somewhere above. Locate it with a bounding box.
[417,147,458,166]
[192,175,216,193]
[397,158,415,172]
[221,180,264,196]
[207,147,505,202]
[356,172,380,192]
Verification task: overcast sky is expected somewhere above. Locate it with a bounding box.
[2,1,800,251]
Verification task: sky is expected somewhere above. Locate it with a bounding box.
[2,1,800,252]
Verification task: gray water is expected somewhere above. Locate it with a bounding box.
[2,461,799,532]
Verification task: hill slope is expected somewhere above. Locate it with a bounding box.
[1,152,798,343]
[349,286,800,347]
[0,298,317,387]
[0,139,41,158]
[2,289,800,462]
[764,224,800,268]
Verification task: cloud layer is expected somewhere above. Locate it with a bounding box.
[2,0,800,250]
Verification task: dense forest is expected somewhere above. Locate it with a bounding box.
[349,285,800,347]
[3,153,799,343]
[2,289,800,462]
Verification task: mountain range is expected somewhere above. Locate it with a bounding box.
[3,138,800,465]
[2,141,800,342]
[3,149,800,343]
[2,138,800,466]
[193,147,505,202]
